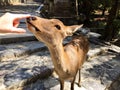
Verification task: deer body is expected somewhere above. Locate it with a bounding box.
[49,35,88,79]
[26,16,89,90]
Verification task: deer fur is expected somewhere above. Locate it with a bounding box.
[26,16,89,90]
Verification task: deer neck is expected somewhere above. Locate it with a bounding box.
[47,43,67,71]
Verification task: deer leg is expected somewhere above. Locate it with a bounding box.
[78,69,81,87]
[59,79,64,90]
[71,74,77,90]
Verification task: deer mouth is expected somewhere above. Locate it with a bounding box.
[26,17,41,32]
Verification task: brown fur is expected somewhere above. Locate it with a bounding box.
[26,16,89,90]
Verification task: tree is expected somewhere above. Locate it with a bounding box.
[99,0,112,16]
[77,0,101,26]
[104,0,119,41]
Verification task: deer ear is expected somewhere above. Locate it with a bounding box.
[65,24,83,36]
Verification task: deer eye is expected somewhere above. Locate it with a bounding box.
[54,25,61,30]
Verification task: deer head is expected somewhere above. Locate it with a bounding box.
[26,16,83,47]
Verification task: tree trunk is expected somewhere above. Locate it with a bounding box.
[104,0,119,41]
[102,6,106,16]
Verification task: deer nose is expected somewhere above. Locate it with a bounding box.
[26,16,37,22]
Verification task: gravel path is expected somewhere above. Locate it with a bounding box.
[0,41,120,90]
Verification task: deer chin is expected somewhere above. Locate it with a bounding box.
[29,25,36,31]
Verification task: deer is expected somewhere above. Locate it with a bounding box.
[26,16,89,90]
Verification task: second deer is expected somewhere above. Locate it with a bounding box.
[26,16,89,90]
